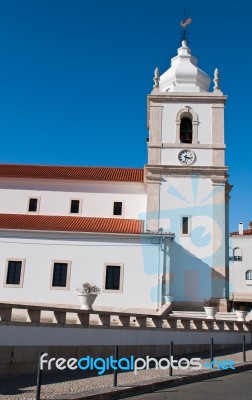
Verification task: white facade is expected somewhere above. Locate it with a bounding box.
[0,231,166,310]
[0,178,146,219]
[229,223,252,309]
[0,39,231,312]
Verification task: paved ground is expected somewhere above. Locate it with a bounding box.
[0,347,252,399]
[121,370,252,400]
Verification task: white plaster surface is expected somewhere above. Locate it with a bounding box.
[0,324,249,346]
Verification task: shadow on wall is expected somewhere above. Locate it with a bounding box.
[169,240,226,305]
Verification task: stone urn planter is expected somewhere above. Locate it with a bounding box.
[76,282,101,311]
[77,293,98,310]
[204,306,217,319]
[235,310,247,322]
[164,295,174,303]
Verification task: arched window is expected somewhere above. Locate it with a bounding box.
[176,107,199,144]
[180,117,192,143]
[245,270,252,280]
[233,247,242,261]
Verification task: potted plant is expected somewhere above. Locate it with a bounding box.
[203,298,217,319]
[235,305,247,322]
[76,282,101,310]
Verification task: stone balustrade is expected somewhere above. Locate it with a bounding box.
[0,302,251,333]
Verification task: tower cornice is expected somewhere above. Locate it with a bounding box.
[145,164,229,179]
[148,93,228,103]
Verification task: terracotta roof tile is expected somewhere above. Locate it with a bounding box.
[0,164,144,183]
[0,214,145,235]
[231,229,252,236]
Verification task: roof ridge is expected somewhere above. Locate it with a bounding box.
[0,164,144,183]
[0,163,143,169]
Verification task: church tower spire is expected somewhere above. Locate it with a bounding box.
[158,40,211,93]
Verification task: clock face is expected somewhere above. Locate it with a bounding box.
[178,150,196,165]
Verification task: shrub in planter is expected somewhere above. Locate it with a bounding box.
[76,282,101,310]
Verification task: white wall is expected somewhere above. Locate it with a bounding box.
[0,231,161,310]
[161,103,213,144]
[0,324,249,347]
[0,178,147,219]
[158,176,226,302]
[229,235,252,296]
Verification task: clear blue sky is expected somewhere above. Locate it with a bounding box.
[0,0,250,231]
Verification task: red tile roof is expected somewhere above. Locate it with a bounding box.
[0,164,144,183]
[0,214,144,235]
[231,229,252,236]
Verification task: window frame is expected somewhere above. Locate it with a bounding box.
[180,215,191,236]
[27,197,40,214]
[180,117,193,144]
[69,199,82,215]
[233,247,242,261]
[49,260,71,290]
[112,201,124,217]
[175,107,199,145]
[102,263,124,293]
[3,258,26,288]
[245,270,252,285]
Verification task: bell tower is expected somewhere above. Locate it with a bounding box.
[145,40,230,311]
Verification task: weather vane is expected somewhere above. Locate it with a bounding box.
[179,10,192,44]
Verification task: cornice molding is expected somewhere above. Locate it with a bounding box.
[148,143,226,150]
[145,164,229,179]
[148,93,228,105]
[211,177,228,184]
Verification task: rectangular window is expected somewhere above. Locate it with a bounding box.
[52,262,68,287]
[4,259,25,288]
[182,217,189,234]
[234,256,242,261]
[105,265,121,290]
[181,216,191,235]
[70,199,80,214]
[113,202,122,216]
[28,198,38,212]
[6,260,22,285]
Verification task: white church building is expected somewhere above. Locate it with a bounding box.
[0,39,231,312]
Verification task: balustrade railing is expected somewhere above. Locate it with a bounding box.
[0,302,251,332]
